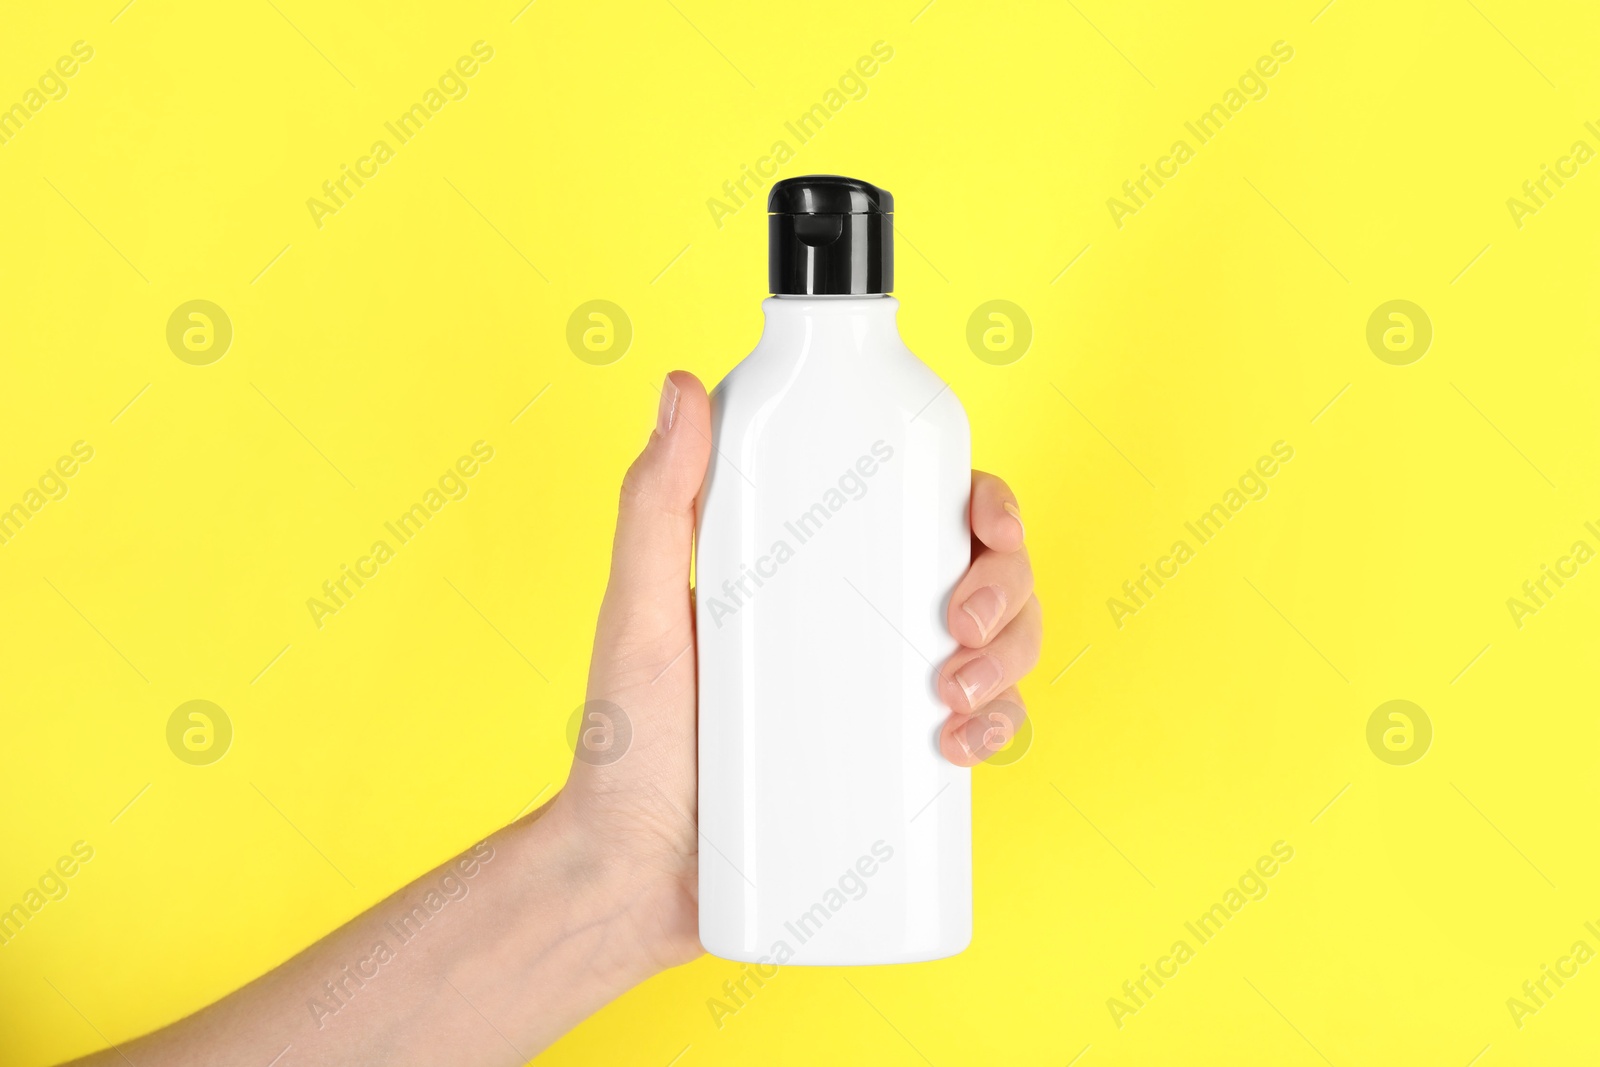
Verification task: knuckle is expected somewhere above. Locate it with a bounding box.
[618,460,658,513]
[1010,553,1035,598]
[1021,604,1044,663]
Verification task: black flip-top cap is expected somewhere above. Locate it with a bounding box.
[768,175,892,295]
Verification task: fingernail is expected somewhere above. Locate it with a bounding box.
[1003,501,1024,539]
[959,712,1013,761]
[655,375,679,437]
[961,585,1007,642]
[954,655,1003,710]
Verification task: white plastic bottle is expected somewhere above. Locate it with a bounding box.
[696,176,972,965]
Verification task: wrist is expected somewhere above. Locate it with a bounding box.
[535,787,705,975]
[498,797,668,986]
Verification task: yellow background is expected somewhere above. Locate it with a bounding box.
[3,0,1598,1063]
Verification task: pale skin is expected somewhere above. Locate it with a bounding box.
[65,371,1041,1066]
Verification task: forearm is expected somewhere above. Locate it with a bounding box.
[69,801,659,1067]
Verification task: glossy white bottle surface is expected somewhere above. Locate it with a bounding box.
[696,294,971,965]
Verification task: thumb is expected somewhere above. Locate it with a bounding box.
[603,371,712,612]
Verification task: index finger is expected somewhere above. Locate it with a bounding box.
[971,470,1024,553]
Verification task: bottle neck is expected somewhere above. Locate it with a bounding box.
[759,295,902,353]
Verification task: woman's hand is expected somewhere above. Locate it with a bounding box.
[937,470,1039,765]
[550,370,1042,973]
[65,370,1040,1067]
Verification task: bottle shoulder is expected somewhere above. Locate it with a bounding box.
[713,340,965,427]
